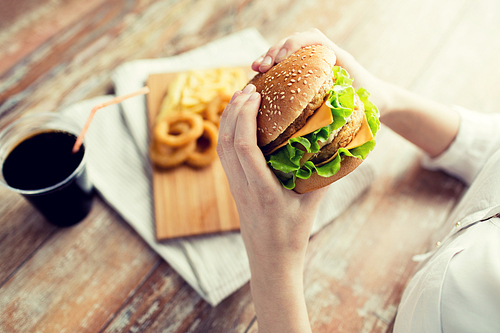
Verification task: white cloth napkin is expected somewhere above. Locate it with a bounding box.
[61,28,376,306]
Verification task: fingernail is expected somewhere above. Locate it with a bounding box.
[242,84,255,94]
[262,56,272,66]
[249,92,260,101]
[230,90,241,103]
[254,55,264,64]
[276,48,287,61]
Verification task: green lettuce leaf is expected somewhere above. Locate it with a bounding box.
[266,66,380,190]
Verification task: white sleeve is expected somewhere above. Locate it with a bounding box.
[421,106,500,185]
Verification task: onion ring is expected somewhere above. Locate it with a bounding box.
[150,139,196,169]
[154,112,204,147]
[206,93,231,126]
[186,120,219,168]
[169,121,191,134]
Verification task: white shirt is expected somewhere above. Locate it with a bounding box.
[394,106,500,333]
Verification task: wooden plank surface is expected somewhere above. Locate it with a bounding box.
[146,72,239,239]
[0,0,499,332]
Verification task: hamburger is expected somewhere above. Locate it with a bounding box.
[250,45,380,193]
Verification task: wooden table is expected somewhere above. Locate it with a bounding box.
[1,0,499,332]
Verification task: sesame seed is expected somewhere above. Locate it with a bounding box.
[290,79,296,83]
[297,88,301,93]
[298,77,301,81]
[291,90,295,93]
[308,70,313,74]
[290,97,294,101]
[287,83,292,86]
[303,80,307,84]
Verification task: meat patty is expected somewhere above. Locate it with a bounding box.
[261,73,334,155]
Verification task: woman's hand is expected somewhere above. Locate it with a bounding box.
[217,83,327,333]
[252,28,392,115]
[253,28,460,157]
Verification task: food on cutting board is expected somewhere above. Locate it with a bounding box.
[150,68,248,169]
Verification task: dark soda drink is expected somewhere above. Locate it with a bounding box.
[0,114,93,227]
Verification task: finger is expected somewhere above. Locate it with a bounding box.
[276,29,334,63]
[251,54,265,72]
[253,28,334,72]
[219,90,241,132]
[217,86,255,186]
[233,91,278,189]
[218,90,247,182]
[255,38,288,72]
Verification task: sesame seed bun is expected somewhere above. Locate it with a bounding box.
[251,45,337,148]
[250,45,367,193]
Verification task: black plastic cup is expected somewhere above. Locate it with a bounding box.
[0,113,94,227]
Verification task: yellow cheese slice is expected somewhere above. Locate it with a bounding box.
[266,101,333,155]
[288,101,334,142]
[345,112,373,149]
[315,112,373,166]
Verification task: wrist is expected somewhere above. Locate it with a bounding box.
[239,215,312,269]
[381,82,409,115]
[246,245,306,288]
[368,77,398,117]
[249,261,311,333]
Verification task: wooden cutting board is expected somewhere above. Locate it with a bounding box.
[146,72,243,240]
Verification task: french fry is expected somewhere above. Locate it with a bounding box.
[158,72,188,118]
[156,67,248,121]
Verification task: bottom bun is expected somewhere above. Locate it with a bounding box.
[293,156,363,194]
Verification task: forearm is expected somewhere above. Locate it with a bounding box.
[249,259,311,333]
[380,83,460,157]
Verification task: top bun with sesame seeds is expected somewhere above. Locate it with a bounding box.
[248,45,380,193]
[251,45,337,150]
